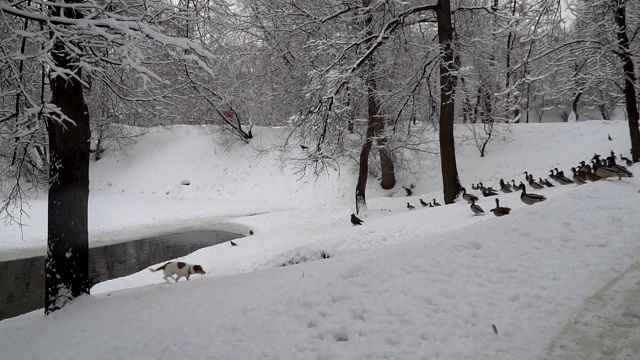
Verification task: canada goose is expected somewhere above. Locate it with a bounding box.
[549,170,559,182]
[593,162,621,180]
[479,182,498,197]
[499,179,513,193]
[621,154,633,167]
[571,167,587,185]
[583,164,602,182]
[528,178,544,190]
[432,199,441,207]
[407,202,415,210]
[461,187,479,203]
[490,198,511,217]
[519,183,547,205]
[419,198,429,207]
[524,171,534,183]
[607,156,634,178]
[540,178,555,187]
[553,168,574,185]
[470,199,484,216]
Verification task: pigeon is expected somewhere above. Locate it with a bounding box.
[230,240,238,246]
[419,198,429,207]
[249,230,254,235]
[301,144,308,150]
[403,186,413,196]
[608,133,612,141]
[350,214,364,225]
[407,202,415,210]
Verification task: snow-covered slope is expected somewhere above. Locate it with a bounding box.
[1,120,639,360]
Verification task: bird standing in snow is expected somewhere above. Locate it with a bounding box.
[351,214,364,225]
[470,199,484,216]
[407,202,415,210]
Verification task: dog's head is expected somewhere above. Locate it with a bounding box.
[192,265,206,274]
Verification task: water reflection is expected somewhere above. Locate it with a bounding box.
[0,230,241,320]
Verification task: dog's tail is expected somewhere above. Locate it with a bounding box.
[149,262,170,272]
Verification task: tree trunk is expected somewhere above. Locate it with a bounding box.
[613,1,640,162]
[44,3,91,314]
[572,91,582,122]
[436,0,461,204]
[354,0,396,213]
[355,137,373,214]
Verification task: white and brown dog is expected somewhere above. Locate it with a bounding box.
[149,261,206,283]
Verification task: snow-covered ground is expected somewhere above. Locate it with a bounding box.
[1,120,639,359]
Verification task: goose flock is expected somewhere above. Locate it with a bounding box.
[352,150,634,225]
[462,150,634,216]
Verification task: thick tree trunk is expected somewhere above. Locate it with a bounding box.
[355,137,373,215]
[613,1,640,162]
[436,0,461,204]
[44,19,91,313]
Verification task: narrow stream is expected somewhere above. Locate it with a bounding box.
[0,230,241,320]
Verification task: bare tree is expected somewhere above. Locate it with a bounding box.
[0,0,221,313]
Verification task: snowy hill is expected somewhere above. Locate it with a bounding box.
[1,120,640,359]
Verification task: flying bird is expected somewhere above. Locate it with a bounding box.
[351,213,364,225]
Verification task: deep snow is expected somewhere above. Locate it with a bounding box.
[1,120,639,359]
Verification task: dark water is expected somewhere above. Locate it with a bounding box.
[0,230,241,320]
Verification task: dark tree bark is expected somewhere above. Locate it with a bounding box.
[44,1,91,314]
[354,0,396,214]
[571,91,582,122]
[436,0,461,204]
[612,1,640,162]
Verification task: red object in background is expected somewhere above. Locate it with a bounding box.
[223,110,234,118]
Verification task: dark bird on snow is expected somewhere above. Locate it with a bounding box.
[499,179,512,193]
[620,154,633,168]
[432,199,441,207]
[420,198,429,207]
[490,198,511,217]
[470,198,485,216]
[608,133,612,141]
[461,187,479,203]
[300,144,308,150]
[230,240,238,246]
[407,202,415,210]
[403,186,413,196]
[249,230,254,235]
[350,214,364,225]
[519,182,546,205]
[540,178,555,188]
